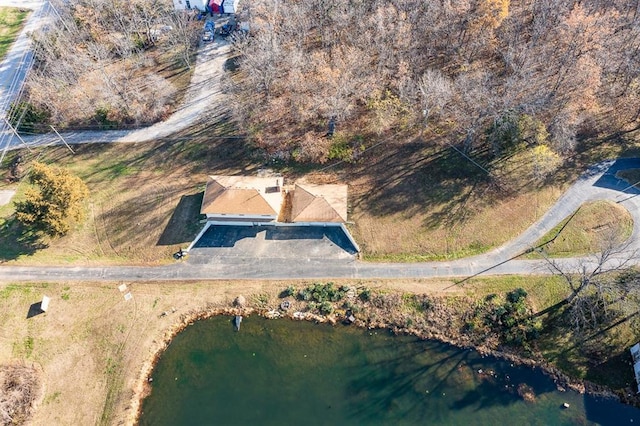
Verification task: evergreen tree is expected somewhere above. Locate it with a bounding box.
[15,162,89,237]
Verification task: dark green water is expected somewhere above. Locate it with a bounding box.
[140,316,640,425]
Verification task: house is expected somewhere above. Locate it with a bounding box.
[186,175,358,252]
[200,175,283,222]
[173,0,240,13]
[172,0,208,11]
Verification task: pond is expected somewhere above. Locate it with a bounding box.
[139,316,640,425]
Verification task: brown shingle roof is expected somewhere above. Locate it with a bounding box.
[290,184,348,223]
[201,176,282,216]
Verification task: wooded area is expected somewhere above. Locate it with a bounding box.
[229,0,640,165]
[15,0,200,131]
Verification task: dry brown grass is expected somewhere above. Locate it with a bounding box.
[0,363,41,425]
[305,137,568,261]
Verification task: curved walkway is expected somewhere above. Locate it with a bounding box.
[0,158,639,281]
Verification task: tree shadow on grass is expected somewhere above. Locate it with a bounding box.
[537,303,640,391]
[348,139,492,230]
[0,219,47,262]
[70,119,258,188]
[157,192,205,246]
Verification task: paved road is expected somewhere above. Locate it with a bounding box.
[0,1,46,124]
[0,158,638,281]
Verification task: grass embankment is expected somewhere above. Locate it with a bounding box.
[525,200,634,258]
[464,275,639,393]
[0,7,29,61]
[1,277,637,425]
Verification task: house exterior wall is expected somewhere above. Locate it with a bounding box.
[222,0,240,13]
[205,213,277,221]
[173,0,208,11]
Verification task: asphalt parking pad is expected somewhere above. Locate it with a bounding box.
[188,225,357,263]
[193,226,261,248]
[264,227,356,253]
[593,158,640,193]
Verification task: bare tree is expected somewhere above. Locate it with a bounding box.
[419,69,454,128]
[226,0,640,162]
[163,10,200,69]
[540,230,639,332]
[20,0,193,130]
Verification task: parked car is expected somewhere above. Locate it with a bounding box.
[202,21,215,42]
[219,22,235,37]
[202,30,214,42]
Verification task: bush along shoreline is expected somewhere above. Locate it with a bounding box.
[130,283,640,424]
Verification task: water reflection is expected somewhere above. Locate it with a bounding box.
[140,317,640,426]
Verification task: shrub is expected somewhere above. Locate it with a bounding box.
[319,301,334,315]
[327,136,354,162]
[15,162,89,238]
[280,285,296,298]
[471,288,541,346]
[93,106,118,130]
[359,288,371,302]
[300,282,347,304]
[9,101,50,133]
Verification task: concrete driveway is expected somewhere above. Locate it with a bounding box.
[188,225,358,264]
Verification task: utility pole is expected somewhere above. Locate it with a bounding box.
[3,118,33,152]
[50,125,74,154]
[444,140,491,176]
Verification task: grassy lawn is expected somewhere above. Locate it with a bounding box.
[319,136,568,262]
[345,128,640,261]
[0,120,257,265]
[0,7,30,61]
[462,275,571,312]
[1,124,639,264]
[535,304,640,390]
[525,200,633,258]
